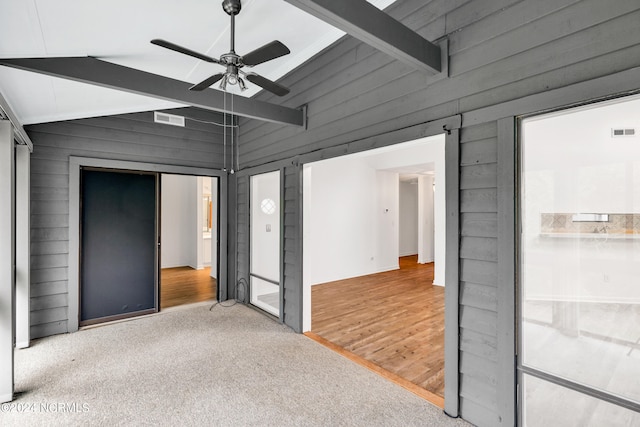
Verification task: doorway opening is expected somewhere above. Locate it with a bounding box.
[160,174,219,310]
[70,157,228,332]
[519,93,640,424]
[303,134,446,405]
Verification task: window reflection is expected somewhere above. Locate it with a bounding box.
[521,95,640,421]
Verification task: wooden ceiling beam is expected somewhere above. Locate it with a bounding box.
[284,0,442,74]
[0,57,305,127]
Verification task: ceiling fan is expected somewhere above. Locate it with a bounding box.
[151,0,291,96]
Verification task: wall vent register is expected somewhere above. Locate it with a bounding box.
[611,128,635,137]
[154,112,186,127]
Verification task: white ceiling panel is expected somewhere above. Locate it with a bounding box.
[0,0,395,124]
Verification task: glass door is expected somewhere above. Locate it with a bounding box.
[250,170,281,317]
[519,95,640,425]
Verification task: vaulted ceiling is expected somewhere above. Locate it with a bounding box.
[0,0,395,125]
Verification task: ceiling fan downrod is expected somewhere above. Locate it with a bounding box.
[222,0,241,54]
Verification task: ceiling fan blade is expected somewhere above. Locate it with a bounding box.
[189,73,226,91]
[151,39,220,64]
[245,73,290,97]
[242,41,290,66]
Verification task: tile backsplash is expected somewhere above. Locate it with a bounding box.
[540,213,640,234]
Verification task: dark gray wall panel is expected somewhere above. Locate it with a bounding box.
[240,0,640,167]
[461,213,497,238]
[282,165,301,331]
[235,175,249,301]
[26,107,226,339]
[460,282,497,312]
[234,0,640,423]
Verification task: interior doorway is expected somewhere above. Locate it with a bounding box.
[160,174,218,309]
[70,158,228,332]
[302,134,446,404]
[399,171,437,273]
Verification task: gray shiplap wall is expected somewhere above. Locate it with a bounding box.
[235,174,249,300]
[26,107,227,339]
[283,164,302,330]
[459,122,500,424]
[234,0,640,426]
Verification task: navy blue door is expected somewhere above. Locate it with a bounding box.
[81,169,157,324]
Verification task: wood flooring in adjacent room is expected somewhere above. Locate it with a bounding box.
[161,266,217,309]
[311,255,444,401]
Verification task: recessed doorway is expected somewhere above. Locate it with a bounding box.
[160,174,218,309]
[302,134,447,405]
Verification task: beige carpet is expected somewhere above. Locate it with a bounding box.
[5,303,469,426]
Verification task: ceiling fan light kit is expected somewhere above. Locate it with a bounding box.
[151,0,291,96]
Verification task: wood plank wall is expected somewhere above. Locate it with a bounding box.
[26,107,227,339]
[459,122,500,423]
[235,174,249,300]
[234,0,640,425]
[283,165,302,330]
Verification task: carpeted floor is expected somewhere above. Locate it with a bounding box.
[5,303,470,426]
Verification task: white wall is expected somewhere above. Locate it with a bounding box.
[522,95,640,303]
[303,156,399,287]
[302,135,446,331]
[418,175,435,265]
[376,170,400,273]
[399,181,419,256]
[364,135,446,286]
[161,174,198,269]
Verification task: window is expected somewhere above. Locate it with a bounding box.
[519,95,640,425]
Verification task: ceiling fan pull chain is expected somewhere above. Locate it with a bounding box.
[230,93,235,174]
[233,94,239,172]
[223,91,227,172]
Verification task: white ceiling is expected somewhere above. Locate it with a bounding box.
[0,0,395,125]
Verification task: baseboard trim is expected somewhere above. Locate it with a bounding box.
[304,331,445,409]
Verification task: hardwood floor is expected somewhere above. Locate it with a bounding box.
[312,255,445,400]
[160,266,217,309]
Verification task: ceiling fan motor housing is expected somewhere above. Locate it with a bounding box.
[222,0,241,16]
[151,0,290,95]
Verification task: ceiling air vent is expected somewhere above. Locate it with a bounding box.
[154,112,185,127]
[611,128,635,137]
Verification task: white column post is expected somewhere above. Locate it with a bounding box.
[417,175,435,264]
[0,120,15,403]
[16,145,30,348]
[196,176,204,270]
